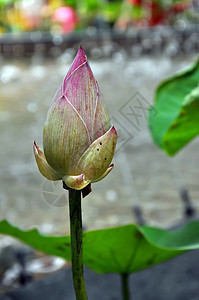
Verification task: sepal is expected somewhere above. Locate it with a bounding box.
[63,174,91,190]
[92,164,114,183]
[33,141,61,181]
[77,126,117,182]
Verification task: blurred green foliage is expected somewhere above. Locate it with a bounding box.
[148,59,199,156]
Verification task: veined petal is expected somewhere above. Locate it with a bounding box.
[33,141,61,181]
[43,96,90,176]
[51,86,63,106]
[63,174,91,190]
[92,82,111,141]
[64,46,87,82]
[91,164,114,183]
[77,126,117,182]
[51,47,88,107]
[63,54,97,138]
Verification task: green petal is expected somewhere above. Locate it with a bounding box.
[77,126,117,182]
[92,164,114,183]
[43,97,90,176]
[33,141,61,181]
[63,174,91,190]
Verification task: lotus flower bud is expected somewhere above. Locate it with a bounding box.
[34,46,117,190]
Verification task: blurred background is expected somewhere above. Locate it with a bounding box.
[0,0,198,34]
[0,0,199,293]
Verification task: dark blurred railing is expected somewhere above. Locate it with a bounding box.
[0,25,198,58]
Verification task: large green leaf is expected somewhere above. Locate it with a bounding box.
[148,59,199,156]
[1,220,199,274]
[0,220,71,260]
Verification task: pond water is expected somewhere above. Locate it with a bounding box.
[0,51,198,239]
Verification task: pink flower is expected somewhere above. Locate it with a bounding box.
[52,6,77,33]
[34,46,117,190]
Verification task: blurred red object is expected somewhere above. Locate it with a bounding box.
[52,6,77,33]
[172,2,190,13]
[127,0,142,5]
[145,2,165,26]
[126,0,191,27]
[146,1,190,26]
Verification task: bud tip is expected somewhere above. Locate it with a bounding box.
[33,141,38,154]
[111,126,117,135]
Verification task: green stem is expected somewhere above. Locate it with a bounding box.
[69,189,88,300]
[121,273,130,300]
